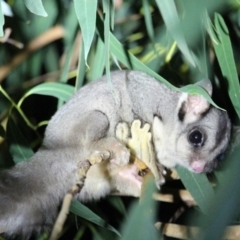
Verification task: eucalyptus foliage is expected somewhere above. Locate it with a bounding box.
[0,0,240,239]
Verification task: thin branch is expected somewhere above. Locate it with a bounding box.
[49,160,91,240]
[0,25,65,82]
[153,189,196,206]
[155,222,199,239]
[155,222,240,239]
[49,184,82,240]
[0,86,37,131]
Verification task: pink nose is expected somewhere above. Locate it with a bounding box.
[191,161,205,173]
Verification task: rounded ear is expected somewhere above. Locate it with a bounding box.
[195,79,212,96]
[178,79,212,124]
[185,94,210,121]
[178,93,210,124]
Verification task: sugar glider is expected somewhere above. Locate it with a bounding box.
[0,70,231,238]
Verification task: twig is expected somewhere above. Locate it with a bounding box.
[155,222,240,239]
[153,189,196,206]
[155,222,199,239]
[1,28,24,49]
[49,160,91,240]
[49,184,82,240]
[224,225,240,239]
[0,25,65,82]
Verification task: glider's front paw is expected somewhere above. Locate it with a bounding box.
[110,142,130,166]
[88,150,111,165]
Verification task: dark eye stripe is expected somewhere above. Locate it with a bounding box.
[211,111,230,152]
[178,102,186,122]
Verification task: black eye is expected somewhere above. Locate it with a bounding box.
[188,130,204,147]
[216,153,225,162]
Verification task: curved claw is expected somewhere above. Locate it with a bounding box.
[88,150,111,165]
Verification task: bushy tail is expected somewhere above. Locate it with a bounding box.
[0,148,77,239]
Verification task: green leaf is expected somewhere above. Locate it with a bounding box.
[73,0,97,65]
[87,37,105,81]
[213,13,240,119]
[1,0,13,17]
[155,0,195,66]
[109,0,114,31]
[23,0,48,17]
[96,14,224,111]
[75,43,86,90]
[108,26,175,89]
[203,11,218,45]
[6,117,34,163]
[60,4,79,84]
[0,124,5,138]
[120,179,159,240]
[18,83,75,108]
[142,0,154,41]
[63,3,79,45]
[198,145,240,239]
[58,5,79,106]
[97,14,222,109]
[0,0,4,37]
[70,200,121,237]
[102,0,111,82]
[108,197,127,217]
[180,84,224,110]
[175,166,215,214]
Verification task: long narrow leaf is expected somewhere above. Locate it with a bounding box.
[198,145,240,240]
[142,0,154,41]
[180,84,224,110]
[96,14,222,110]
[73,0,97,65]
[213,13,240,119]
[1,0,13,17]
[88,37,105,81]
[155,0,195,66]
[175,166,214,214]
[18,83,75,108]
[6,117,34,163]
[23,0,47,17]
[120,180,159,240]
[110,0,114,31]
[0,124,5,138]
[102,0,111,86]
[60,3,79,84]
[0,0,4,36]
[75,43,86,90]
[70,200,121,237]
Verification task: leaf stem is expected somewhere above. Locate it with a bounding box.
[0,86,37,131]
